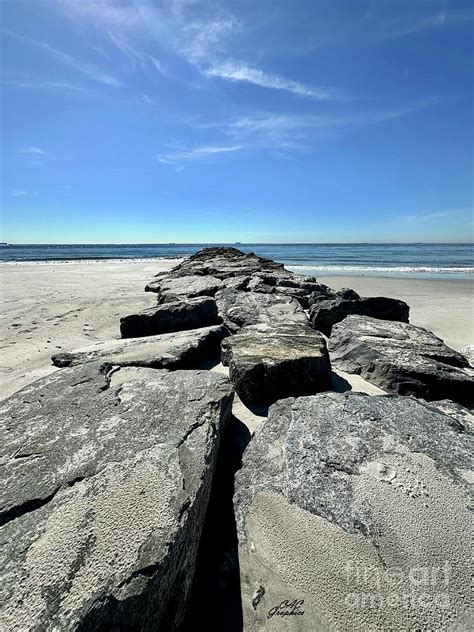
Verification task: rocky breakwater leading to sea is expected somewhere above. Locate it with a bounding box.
[1,247,473,631]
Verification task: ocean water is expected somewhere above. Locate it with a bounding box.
[0,243,473,280]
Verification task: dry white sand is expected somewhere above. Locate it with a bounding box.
[0,259,180,399]
[0,261,472,400]
[319,275,473,351]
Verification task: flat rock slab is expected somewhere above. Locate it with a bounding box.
[215,289,308,333]
[145,274,224,302]
[329,316,473,406]
[222,323,331,405]
[0,365,233,631]
[310,295,409,336]
[120,296,219,338]
[234,392,473,631]
[52,325,226,369]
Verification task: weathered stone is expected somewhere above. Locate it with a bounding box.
[52,325,226,369]
[427,398,474,432]
[459,344,474,367]
[246,277,274,293]
[120,297,219,338]
[166,247,293,280]
[222,323,331,405]
[310,294,409,335]
[234,392,473,631]
[145,274,224,302]
[0,365,233,631]
[329,316,473,406]
[215,289,308,333]
[248,274,332,308]
[221,275,250,290]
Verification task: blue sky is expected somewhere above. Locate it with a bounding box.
[1,0,473,243]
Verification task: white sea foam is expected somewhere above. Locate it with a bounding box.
[287,265,474,276]
[0,257,183,266]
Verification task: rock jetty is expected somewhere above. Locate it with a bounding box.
[1,246,472,631]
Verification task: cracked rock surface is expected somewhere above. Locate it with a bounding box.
[234,391,473,631]
[0,364,233,631]
[222,323,331,405]
[215,289,308,333]
[329,315,473,406]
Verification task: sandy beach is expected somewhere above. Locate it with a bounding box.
[0,260,472,400]
[319,275,474,351]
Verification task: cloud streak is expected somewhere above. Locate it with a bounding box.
[157,144,244,164]
[2,77,87,91]
[384,9,474,38]
[1,27,122,87]
[204,63,336,99]
[189,99,439,153]
[54,1,341,99]
[21,147,48,156]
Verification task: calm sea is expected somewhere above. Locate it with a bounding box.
[1,243,473,280]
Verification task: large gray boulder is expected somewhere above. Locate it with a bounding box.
[234,392,473,631]
[120,297,219,338]
[145,274,224,302]
[0,365,233,631]
[246,274,332,309]
[215,289,308,333]
[166,247,293,280]
[222,323,331,405]
[329,316,473,406]
[310,293,409,336]
[52,325,226,369]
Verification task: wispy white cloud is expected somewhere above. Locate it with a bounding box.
[190,99,438,153]
[1,27,122,87]
[107,30,167,76]
[10,189,30,197]
[157,144,244,164]
[1,77,87,92]
[205,63,336,99]
[53,1,341,99]
[384,9,474,38]
[138,92,154,106]
[20,147,48,156]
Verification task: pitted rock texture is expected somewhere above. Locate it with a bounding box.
[329,315,473,407]
[0,365,233,631]
[120,297,219,338]
[52,325,226,369]
[245,274,332,309]
[234,392,473,631]
[145,274,224,302]
[222,323,331,405]
[215,289,308,333]
[459,344,474,367]
[310,294,410,336]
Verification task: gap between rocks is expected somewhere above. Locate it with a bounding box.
[182,409,253,631]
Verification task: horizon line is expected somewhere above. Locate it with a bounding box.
[1,241,473,247]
